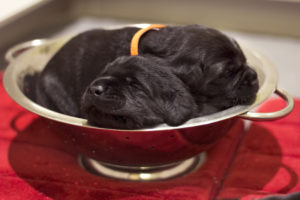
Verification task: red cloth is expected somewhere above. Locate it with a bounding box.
[217,99,300,200]
[1,69,299,200]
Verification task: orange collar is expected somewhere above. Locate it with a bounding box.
[130,24,166,56]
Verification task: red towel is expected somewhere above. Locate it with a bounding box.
[1,70,299,200]
[217,99,300,200]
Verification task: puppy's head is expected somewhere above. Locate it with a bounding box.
[197,36,259,112]
[80,56,198,129]
[163,26,259,114]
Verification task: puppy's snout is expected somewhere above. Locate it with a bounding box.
[242,68,258,86]
[89,85,105,96]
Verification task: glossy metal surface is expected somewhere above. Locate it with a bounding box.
[78,153,206,181]
[47,118,235,166]
[240,88,294,120]
[2,27,294,180]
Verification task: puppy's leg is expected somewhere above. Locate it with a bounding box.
[36,74,79,117]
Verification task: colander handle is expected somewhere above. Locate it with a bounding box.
[240,88,294,121]
[5,39,47,63]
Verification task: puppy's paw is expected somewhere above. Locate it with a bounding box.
[156,88,199,126]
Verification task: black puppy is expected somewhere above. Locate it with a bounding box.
[34,25,258,129]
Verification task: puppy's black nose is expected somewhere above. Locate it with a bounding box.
[242,68,258,86]
[89,85,105,96]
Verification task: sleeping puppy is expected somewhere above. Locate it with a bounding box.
[34,25,258,129]
[80,56,198,129]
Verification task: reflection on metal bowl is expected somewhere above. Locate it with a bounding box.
[3,25,294,181]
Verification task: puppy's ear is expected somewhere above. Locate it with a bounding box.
[132,56,198,126]
[155,86,198,126]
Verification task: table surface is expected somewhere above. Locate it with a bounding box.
[0,0,45,24]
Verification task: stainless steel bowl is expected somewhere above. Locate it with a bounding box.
[3,25,294,181]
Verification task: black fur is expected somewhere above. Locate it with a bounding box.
[33,25,258,129]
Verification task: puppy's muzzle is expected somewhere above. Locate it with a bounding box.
[87,76,115,97]
[82,77,126,113]
[241,67,259,87]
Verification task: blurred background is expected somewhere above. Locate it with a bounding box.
[1,0,299,96]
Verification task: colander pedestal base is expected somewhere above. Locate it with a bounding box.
[78,152,206,181]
